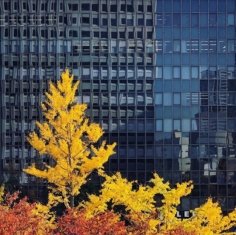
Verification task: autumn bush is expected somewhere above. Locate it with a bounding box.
[0,187,53,235]
[53,209,126,235]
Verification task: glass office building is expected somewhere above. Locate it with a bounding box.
[0,0,236,212]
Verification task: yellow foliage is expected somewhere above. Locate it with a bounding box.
[24,68,116,208]
[0,185,4,204]
[81,171,193,234]
[184,198,236,235]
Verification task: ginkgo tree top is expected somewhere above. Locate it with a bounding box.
[24,69,116,208]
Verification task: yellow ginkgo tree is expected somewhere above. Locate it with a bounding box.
[23,69,116,208]
[81,171,236,234]
[81,171,193,234]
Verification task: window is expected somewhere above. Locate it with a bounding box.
[173,120,181,131]
[173,93,181,105]
[173,67,180,79]
[110,14,117,26]
[82,14,90,24]
[228,14,235,26]
[173,14,181,26]
[163,67,172,79]
[155,93,162,105]
[182,14,190,26]
[218,40,226,52]
[163,93,172,106]
[137,14,144,26]
[127,14,133,26]
[164,119,172,132]
[92,14,99,25]
[41,2,47,11]
[101,14,108,26]
[146,15,153,26]
[68,3,79,11]
[164,41,172,53]
[92,2,98,11]
[218,14,226,26]
[156,14,163,26]
[81,3,89,11]
[110,0,117,12]
[191,14,199,26]
[182,67,190,79]
[182,119,190,132]
[164,13,172,26]
[200,13,208,26]
[228,40,235,52]
[209,14,217,26]
[173,40,180,52]
[156,120,162,131]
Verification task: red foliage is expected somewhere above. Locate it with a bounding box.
[125,211,159,235]
[54,209,126,235]
[0,192,49,235]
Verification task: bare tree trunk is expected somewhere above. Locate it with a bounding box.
[70,195,74,208]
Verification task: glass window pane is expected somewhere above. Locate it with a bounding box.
[173,13,181,26]
[174,67,180,78]
[164,13,172,26]
[174,120,181,131]
[191,0,199,12]
[164,0,172,11]
[191,40,199,52]
[173,0,181,11]
[173,93,181,105]
[182,119,190,132]
[191,14,199,26]
[164,41,172,53]
[156,120,163,131]
[156,67,162,78]
[228,40,235,52]
[156,14,163,26]
[209,40,217,52]
[228,14,235,26]
[155,93,162,105]
[155,80,163,92]
[182,0,190,12]
[182,28,190,39]
[191,120,198,130]
[209,14,217,26]
[182,14,190,26]
[200,14,208,26]
[155,27,162,39]
[182,67,190,79]
[182,93,191,106]
[200,1,208,12]
[164,93,172,106]
[209,0,217,12]
[163,67,172,79]
[218,14,226,26]
[173,40,180,52]
[164,119,172,132]
[218,40,226,52]
[191,67,199,79]
[181,40,190,53]
[228,0,235,12]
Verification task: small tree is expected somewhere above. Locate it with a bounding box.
[24,69,116,208]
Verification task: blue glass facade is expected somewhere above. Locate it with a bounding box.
[155,0,236,212]
[0,0,235,211]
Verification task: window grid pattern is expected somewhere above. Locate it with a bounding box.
[155,0,236,212]
[0,0,236,212]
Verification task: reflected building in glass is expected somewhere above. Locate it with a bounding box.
[0,0,236,212]
[155,0,236,213]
